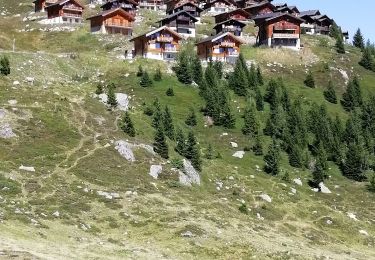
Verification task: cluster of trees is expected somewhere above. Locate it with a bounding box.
[95,83,118,109]
[329,22,345,54]
[0,56,10,76]
[354,28,375,72]
[137,65,164,88]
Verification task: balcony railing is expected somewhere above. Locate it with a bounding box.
[164,47,178,52]
[105,22,133,28]
[62,5,83,11]
[274,25,298,31]
[219,41,235,47]
[156,36,173,42]
[62,13,82,18]
[272,33,299,39]
[315,26,330,32]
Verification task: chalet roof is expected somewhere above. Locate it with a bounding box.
[214,8,250,18]
[243,1,274,10]
[253,12,304,24]
[166,0,203,13]
[158,10,198,22]
[204,0,237,8]
[45,0,84,9]
[197,31,245,44]
[87,8,135,21]
[100,0,138,8]
[273,3,287,8]
[299,10,320,17]
[213,18,247,29]
[130,26,183,41]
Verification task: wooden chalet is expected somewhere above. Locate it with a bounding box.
[196,31,245,63]
[130,26,183,60]
[275,4,299,15]
[299,10,333,35]
[166,0,203,23]
[203,0,238,15]
[253,12,304,50]
[87,8,135,35]
[213,18,246,36]
[239,0,272,9]
[45,0,84,24]
[158,10,198,37]
[214,8,250,24]
[100,0,138,16]
[243,1,274,18]
[136,0,165,11]
[33,0,58,12]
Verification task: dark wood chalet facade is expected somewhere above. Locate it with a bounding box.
[196,32,245,63]
[253,12,303,50]
[130,26,183,60]
[213,19,246,36]
[45,0,84,24]
[33,0,57,12]
[87,8,135,35]
[100,0,138,16]
[136,0,165,11]
[158,10,198,37]
[204,0,238,14]
[299,10,333,35]
[243,1,274,18]
[214,8,250,24]
[166,1,203,22]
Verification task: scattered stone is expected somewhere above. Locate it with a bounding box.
[0,124,16,139]
[326,219,333,225]
[149,165,162,179]
[13,81,20,86]
[52,211,60,217]
[257,213,264,220]
[228,176,234,180]
[291,188,297,194]
[181,231,194,238]
[114,141,135,162]
[179,159,200,186]
[97,191,120,200]
[19,165,35,172]
[259,194,272,203]
[359,230,369,236]
[347,212,358,221]
[232,151,245,159]
[8,100,17,105]
[293,178,303,186]
[319,182,331,194]
[230,142,238,148]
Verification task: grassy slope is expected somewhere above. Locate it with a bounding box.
[0,1,375,259]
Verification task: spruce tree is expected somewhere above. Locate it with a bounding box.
[136,65,143,77]
[255,86,264,111]
[153,125,169,159]
[185,131,201,171]
[192,54,203,84]
[206,143,214,160]
[304,71,315,88]
[185,108,197,127]
[248,64,257,90]
[341,78,363,111]
[140,71,153,87]
[256,65,264,85]
[335,36,345,54]
[0,56,10,76]
[329,21,342,40]
[213,61,223,79]
[264,138,281,176]
[264,79,280,110]
[175,127,186,156]
[242,104,259,138]
[353,28,365,49]
[120,112,136,137]
[253,135,263,156]
[323,80,338,104]
[95,84,104,95]
[359,47,375,71]
[341,142,368,181]
[166,87,174,96]
[154,66,162,81]
[229,54,248,96]
[163,106,174,140]
[288,143,305,168]
[311,143,329,186]
[175,50,193,84]
[107,84,118,108]
[152,99,162,128]
[221,101,236,129]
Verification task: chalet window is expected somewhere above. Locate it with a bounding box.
[219,48,224,53]
[155,43,161,48]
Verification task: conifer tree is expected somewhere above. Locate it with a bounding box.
[264,79,280,110]
[288,143,305,168]
[221,101,236,128]
[311,142,329,186]
[248,64,257,89]
[335,36,345,54]
[264,138,281,175]
[368,173,375,192]
[341,78,363,111]
[120,112,136,137]
[175,50,193,84]
[154,66,162,81]
[323,80,338,104]
[255,86,264,111]
[353,28,365,49]
[175,127,186,156]
[107,84,118,108]
[341,142,368,181]
[185,108,197,127]
[136,65,143,77]
[359,47,375,71]
[329,21,342,40]
[152,99,162,128]
[253,135,263,156]
[192,54,203,84]
[185,131,201,171]
[213,60,223,79]
[242,104,259,138]
[229,54,248,96]
[163,106,174,140]
[95,84,103,95]
[166,87,174,96]
[0,56,10,76]
[153,125,169,159]
[264,105,286,139]
[304,70,315,88]
[256,65,264,85]
[140,71,153,87]
[206,143,214,160]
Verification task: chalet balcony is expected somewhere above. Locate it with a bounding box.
[62,5,83,12]
[139,2,158,7]
[177,15,191,21]
[62,12,83,18]
[274,25,298,31]
[182,6,195,11]
[272,33,299,39]
[315,26,330,33]
[156,36,174,42]
[219,41,235,47]
[164,46,178,52]
[105,22,133,29]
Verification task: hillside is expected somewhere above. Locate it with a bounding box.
[0,1,375,259]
